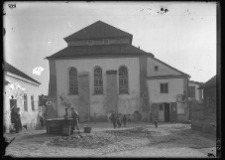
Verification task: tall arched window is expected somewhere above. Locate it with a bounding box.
[119,66,129,94]
[94,67,103,94]
[69,68,78,95]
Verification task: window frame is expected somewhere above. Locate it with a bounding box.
[69,67,78,95]
[23,93,28,111]
[160,83,168,94]
[94,67,103,95]
[119,66,129,94]
[188,86,195,98]
[31,95,35,111]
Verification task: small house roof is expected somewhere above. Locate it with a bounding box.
[199,75,216,89]
[4,62,41,85]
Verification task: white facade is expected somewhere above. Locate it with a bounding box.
[4,72,41,132]
[147,78,184,103]
[55,57,140,118]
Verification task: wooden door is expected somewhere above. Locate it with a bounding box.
[78,73,90,122]
[164,103,170,122]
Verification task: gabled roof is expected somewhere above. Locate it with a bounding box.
[64,21,133,41]
[151,57,190,77]
[4,62,41,85]
[46,45,154,59]
[199,75,216,89]
[189,80,203,85]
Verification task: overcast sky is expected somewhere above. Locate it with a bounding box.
[3,2,217,95]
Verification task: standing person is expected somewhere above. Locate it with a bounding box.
[15,108,22,133]
[127,114,131,123]
[111,113,117,129]
[154,117,158,128]
[10,106,17,132]
[116,113,122,128]
[71,108,80,134]
[94,112,97,124]
[122,114,127,127]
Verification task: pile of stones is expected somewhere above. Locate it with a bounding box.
[48,132,122,148]
[48,127,154,148]
[104,126,154,138]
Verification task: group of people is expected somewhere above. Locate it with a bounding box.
[109,113,131,129]
[10,106,22,133]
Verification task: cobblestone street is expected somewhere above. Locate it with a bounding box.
[4,122,216,158]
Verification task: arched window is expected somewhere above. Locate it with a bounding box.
[69,68,78,95]
[119,66,129,94]
[94,67,103,94]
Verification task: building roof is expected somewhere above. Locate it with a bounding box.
[199,75,216,89]
[64,21,133,42]
[4,62,41,85]
[46,45,154,59]
[189,80,203,85]
[152,57,190,77]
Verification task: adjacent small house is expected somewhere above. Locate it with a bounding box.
[199,75,216,126]
[4,62,41,132]
[191,75,216,134]
[188,80,203,103]
[188,80,203,120]
[46,20,190,123]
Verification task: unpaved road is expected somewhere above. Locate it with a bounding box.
[4,123,216,158]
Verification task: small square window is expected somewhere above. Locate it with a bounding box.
[154,66,158,71]
[160,83,168,93]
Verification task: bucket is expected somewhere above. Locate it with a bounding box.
[84,126,92,133]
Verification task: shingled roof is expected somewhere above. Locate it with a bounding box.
[64,21,133,41]
[4,62,41,85]
[199,75,216,89]
[46,45,154,59]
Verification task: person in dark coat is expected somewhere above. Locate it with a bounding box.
[127,114,131,123]
[122,114,127,127]
[11,106,17,132]
[111,113,117,129]
[15,108,22,133]
[71,108,80,134]
[116,113,122,128]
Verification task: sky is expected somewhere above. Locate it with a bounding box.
[3,2,217,95]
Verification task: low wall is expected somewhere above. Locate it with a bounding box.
[191,102,216,135]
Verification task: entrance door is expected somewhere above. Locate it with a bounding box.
[10,99,17,123]
[106,70,118,113]
[164,103,170,122]
[78,73,90,122]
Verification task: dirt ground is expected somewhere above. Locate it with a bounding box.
[4,122,216,158]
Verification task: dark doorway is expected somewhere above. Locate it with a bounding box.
[10,98,17,123]
[164,103,170,122]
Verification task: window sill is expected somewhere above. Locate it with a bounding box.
[67,94,79,96]
[118,93,130,95]
[92,93,104,96]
